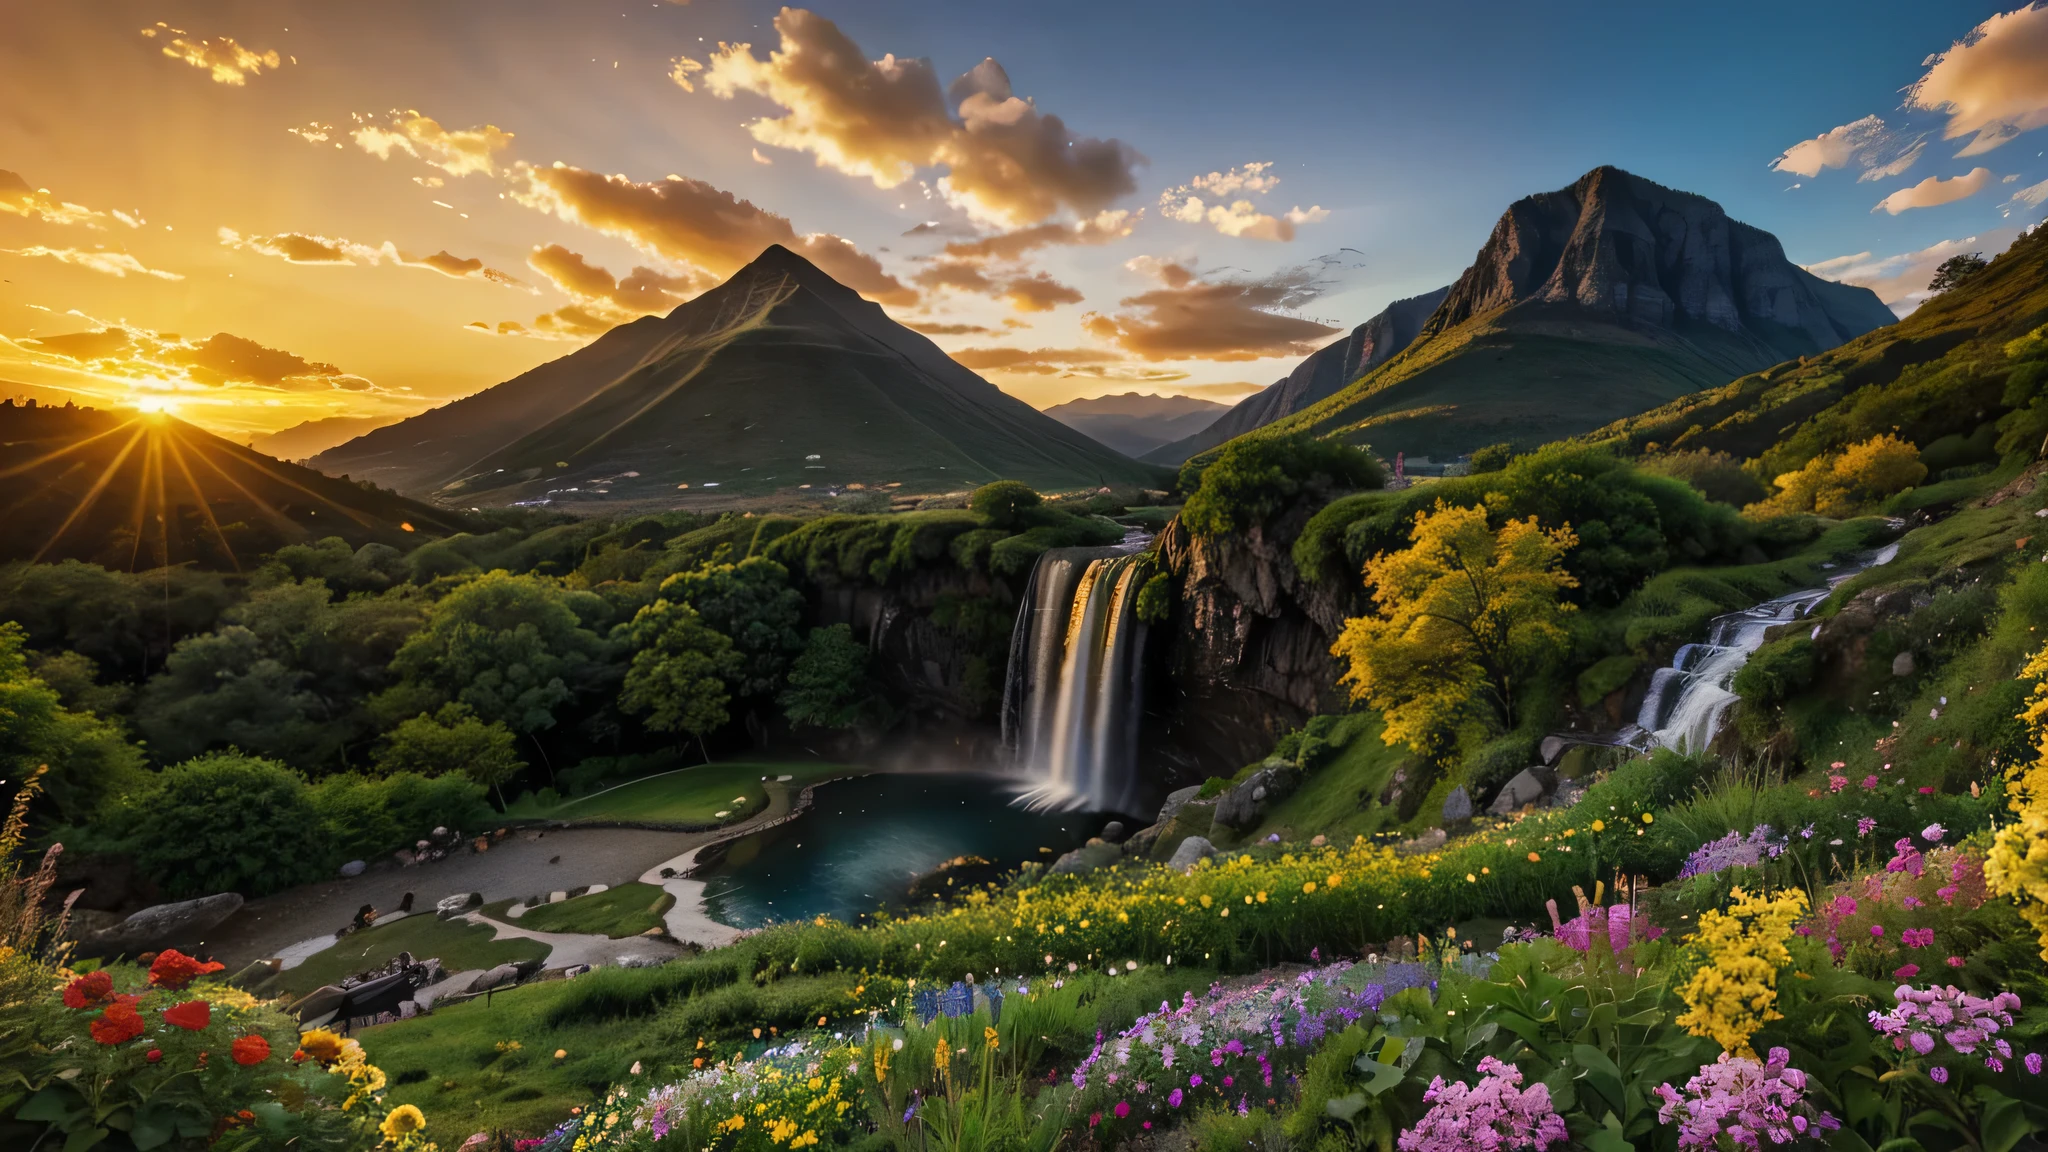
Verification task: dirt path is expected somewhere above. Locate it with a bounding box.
[205,779,811,968]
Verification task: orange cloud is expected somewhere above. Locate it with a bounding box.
[3,246,182,280]
[1770,115,1925,181]
[19,326,375,392]
[938,210,1136,261]
[692,9,1142,226]
[352,112,514,177]
[950,345,1186,381]
[1081,259,1338,361]
[1908,4,2048,156]
[1870,168,1995,215]
[1001,272,1084,312]
[513,163,916,305]
[0,169,129,228]
[217,227,531,288]
[140,24,281,86]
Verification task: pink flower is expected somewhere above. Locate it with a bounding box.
[1862,775,1880,791]
[1399,1057,1567,1151]
[1871,924,1885,937]
[1895,965,1921,981]
[1930,1067,1948,1084]
[1857,817,1877,837]
[1829,775,1848,793]
[1947,956,1966,968]
[1114,1102,1130,1119]
[2028,1053,2043,1075]
[1654,1050,1838,1150]
[1902,928,1935,948]
[1918,787,1935,795]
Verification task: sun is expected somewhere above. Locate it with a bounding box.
[132,394,179,416]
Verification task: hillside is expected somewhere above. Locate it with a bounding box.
[0,400,464,569]
[1581,221,2048,478]
[1194,166,1894,470]
[313,246,1165,503]
[1141,286,1449,465]
[1042,392,1225,457]
[246,414,398,461]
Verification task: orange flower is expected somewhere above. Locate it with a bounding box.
[63,971,115,1009]
[148,949,226,990]
[91,1000,145,1044]
[231,1035,271,1065]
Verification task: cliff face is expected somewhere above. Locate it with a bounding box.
[1141,285,1450,465]
[1422,166,1895,353]
[1145,512,1357,778]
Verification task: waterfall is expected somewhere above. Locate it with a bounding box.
[1631,540,1900,753]
[1002,546,1149,812]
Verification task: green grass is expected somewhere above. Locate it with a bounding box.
[502,760,855,826]
[1248,715,1411,844]
[513,882,675,938]
[267,914,552,999]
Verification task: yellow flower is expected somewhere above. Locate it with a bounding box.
[1642,812,1654,824]
[1591,819,1605,832]
[1527,852,1541,863]
[380,1104,426,1141]
[1326,873,1342,889]
[1675,888,1807,1055]
[1302,881,1317,894]
[299,1029,346,1066]
[984,1026,999,1051]
[1199,894,1213,908]
[1255,891,1268,903]
[1466,873,1477,884]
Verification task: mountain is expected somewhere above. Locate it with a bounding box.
[312,246,1165,502]
[1141,286,1450,465]
[0,399,465,569]
[248,414,399,461]
[1043,392,1227,457]
[1192,166,1896,470]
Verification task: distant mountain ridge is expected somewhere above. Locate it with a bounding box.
[313,246,1163,501]
[1186,165,1897,470]
[1141,285,1450,465]
[248,414,397,461]
[1043,392,1226,458]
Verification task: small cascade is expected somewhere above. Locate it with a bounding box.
[1002,544,1150,812]
[1628,540,1900,753]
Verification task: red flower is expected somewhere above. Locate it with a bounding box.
[90,1001,145,1045]
[231,1035,271,1065]
[148,949,226,990]
[163,999,211,1031]
[63,970,116,1009]
[146,1048,164,1063]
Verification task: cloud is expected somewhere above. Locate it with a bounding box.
[3,246,182,280]
[21,325,375,391]
[751,147,774,165]
[906,210,1133,312]
[1804,230,2013,315]
[141,24,281,86]
[1770,115,1926,181]
[217,227,531,288]
[1907,4,2048,156]
[513,162,916,304]
[691,9,1142,226]
[352,112,514,177]
[1871,167,1995,214]
[939,210,1135,261]
[1001,272,1084,312]
[1081,258,1339,361]
[0,169,129,228]
[2009,176,2048,208]
[948,345,1185,381]
[1157,162,1325,241]
[527,243,711,313]
[904,321,998,335]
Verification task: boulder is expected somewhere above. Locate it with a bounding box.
[1441,786,1473,825]
[1165,836,1216,873]
[338,860,367,878]
[74,892,243,958]
[1212,766,1300,833]
[1395,828,1447,855]
[1487,767,1556,816]
[1537,735,1567,766]
[1155,785,1204,827]
[436,892,483,919]
[1100,820,1127,844]
[1049,840,1122,877]
[1892,651,1916,677]
[1145,798,1219,861]
[468,963,521,994]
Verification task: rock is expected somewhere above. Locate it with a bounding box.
[1166,836,1216,873]
[1548,777,1589,809]
[1049,840,1122,877]
[1892,651,1916,677]
[1213,765,1300,833]
[74,892,244,958]
[293,984,349,1023]
[1441,786,1473,825]
[1154,785,1204,827]
[338,860,367,878]
[1487,767,1556,815]
[1100,820,1126,844]
[469,963,521,994]
[1146,797,1219,861]
[1395,828,1447,855]
[1309,834,1326,847]
[435,892,483,919]
[1538,735,1567,765]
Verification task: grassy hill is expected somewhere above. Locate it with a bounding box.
[313,246,1166,504]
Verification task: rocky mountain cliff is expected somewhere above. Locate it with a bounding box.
[1195,166,1896,466]
[1142,286,1450,465]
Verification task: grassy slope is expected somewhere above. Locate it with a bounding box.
[503,761,854,825]
[1247,715,1411,844]
[513,883,676,939]
[267,914,551,999]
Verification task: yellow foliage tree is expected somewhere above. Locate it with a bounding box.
[1746,433,1927,518]
[1987,645,2048,960]
[1330,500,1578,754]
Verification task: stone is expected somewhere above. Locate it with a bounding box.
[1100,820,1126,844]
[1892,651,1916,677]
[435,892,483,919]
[1538,735,1567,765]
[1487,767,1556,815]
[338,860,367,878]
[75,892,244,958]
[1395,828,1447,855]
[1154,785,1204,827]
[1165,836,1216,873]
[1549,777,1589,809]
[1049,840,1122,877]
[469,963,521,994]
[1142,797,1219,861]
[1441,786,1473,825]
[1212,766,1300,833]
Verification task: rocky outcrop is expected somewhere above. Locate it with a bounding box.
[1212,764,1302,832]
[1148,508,1361,778]
[74,893,243,959]
[1142,286,1451,465]
[1421,166,1895,356]
[812,564,1017,740]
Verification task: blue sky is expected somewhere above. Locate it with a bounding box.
[0,0,2038,432]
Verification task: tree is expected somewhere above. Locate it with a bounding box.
[374,704,524,807]
[111,752,329,898]
[1468,443,1515,474]
[1331,501,1578,754]
[1747,433,1926,518]
[619,598,740,752]
[1180,434,1384,537]
[134,626,337,768]
[659,556,804,699]
[969,481,1042,528]
[0,624,143,825]
[780,623,890,731]
[1928,253,1987,295]
[382,570,606,736]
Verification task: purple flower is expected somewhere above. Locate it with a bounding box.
[1930,1066,1949,1084]
[1857,817,1877,837]
[2027,1053,2043,1075]
[1654,1049,1838,1149]
[1114,1102,1129,1118]
[1398,1057,1566,1152]
[1677,825,1786,880]
[1169,1088,1184,1107]
[1189,1074,1202,1088]
[1901,928,1934,949]
[1922,824,1946,843]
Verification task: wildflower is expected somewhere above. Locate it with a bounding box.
[145,1048,162,1063]
[1894,965,1920,981]
[90,1000,145,1045]
[1169,1088,1184,1107]
[1921,823,1945,843]
[1857,817,1877,837]
[1643,813,1654,824]
[380,1105,426,1141]
[2030,1054,2044,1075]
[1398,1056,1566,1151]
[1829,775,1848,793]
[1114,1102,1130,1118]
[1862,775,1879,791]
[1675,888,1807,1055]
[1653,1048,1838,1149]
[148,949,225,990]
[231,1035,271,1065]
[1869,985,2024,1067]
[1930,1066,1949,1084]
[1901,928,1934,948]
[1591,819,1605,832]
[162,1000,210,1031]
[1948,955,1966,967]
[63,971,115,1009]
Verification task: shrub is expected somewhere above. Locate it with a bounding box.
[308,772,491,866]
[1181,434,1384,538]
[969,481,1042,529]
[1638,448,1768,507]
[1730,636,1817,710]
[1469,442,1515,473]
[111,752,330,899]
